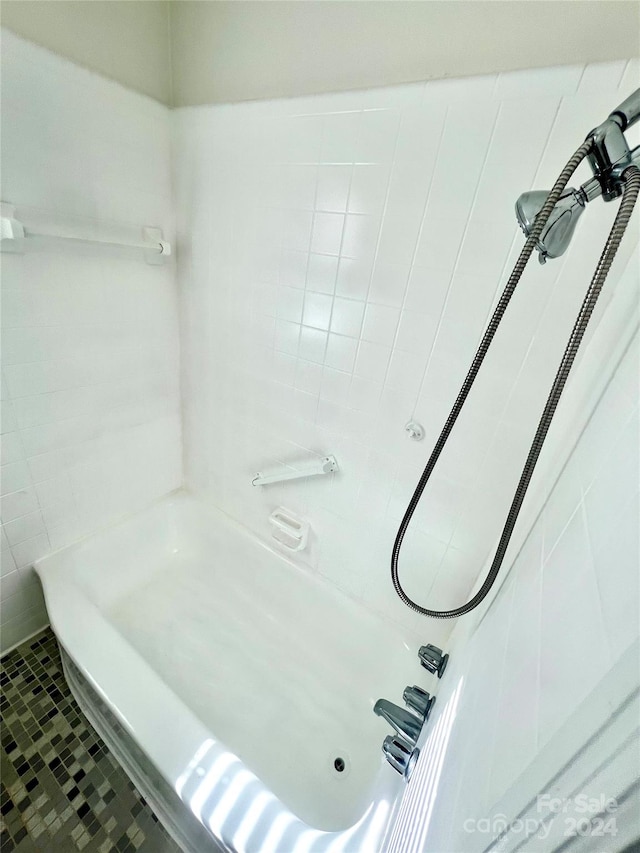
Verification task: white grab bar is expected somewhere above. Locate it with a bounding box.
[252,455,339,487]
[1,206,170,263]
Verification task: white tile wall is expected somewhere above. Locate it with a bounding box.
[405,326,639,852]
[173,58,638,642]
[0,31,182,652]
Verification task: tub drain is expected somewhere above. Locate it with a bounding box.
[330,751,351,778]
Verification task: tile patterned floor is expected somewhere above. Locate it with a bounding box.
[1,628,181,852]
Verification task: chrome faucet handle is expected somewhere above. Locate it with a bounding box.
[403,685,435,721]
[418,644,449,679]
[382,735,420,780]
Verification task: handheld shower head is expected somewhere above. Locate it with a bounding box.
[515,187,587,264]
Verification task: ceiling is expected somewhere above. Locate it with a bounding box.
[2,1,639,106]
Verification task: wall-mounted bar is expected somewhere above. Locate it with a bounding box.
[0,205,171,264]
[252,455,339,487]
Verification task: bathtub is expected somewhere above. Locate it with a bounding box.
[35,491,434,852]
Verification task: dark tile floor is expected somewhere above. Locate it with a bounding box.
[1,628,181,852]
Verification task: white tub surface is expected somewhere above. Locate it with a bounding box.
[36,491,430,848]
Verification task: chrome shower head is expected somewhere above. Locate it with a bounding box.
[515,187,587,264]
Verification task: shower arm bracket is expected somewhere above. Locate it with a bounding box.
[578,145,640,209]
[586,89,640,202]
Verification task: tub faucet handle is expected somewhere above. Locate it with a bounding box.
[403,685,435,721]
[418,644,449,678]
[382,734,419,780]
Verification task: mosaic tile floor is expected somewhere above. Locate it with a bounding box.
[1,628,181,852]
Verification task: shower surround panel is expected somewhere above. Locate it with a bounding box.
[0,31,181,651]
[173,59,638,641]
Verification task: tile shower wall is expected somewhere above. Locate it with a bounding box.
[173,59,639,642]
[399,325,639,852]
[0,31,182,652]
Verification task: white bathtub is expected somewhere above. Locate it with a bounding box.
[35,491,433,851]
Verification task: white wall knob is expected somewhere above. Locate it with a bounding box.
[405,421,425,441]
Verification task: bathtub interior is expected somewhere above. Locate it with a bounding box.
[38,495,185,611]
[38,491,432,831]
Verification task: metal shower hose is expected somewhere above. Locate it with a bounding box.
[391,146,640,619]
